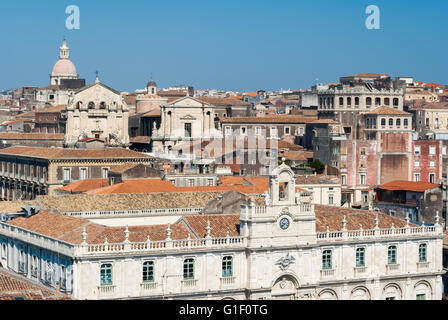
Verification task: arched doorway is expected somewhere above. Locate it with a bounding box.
[318,289,338,300]
[414,281,432,300]
[271,274,299,300]
[350,286,371,300]
[382,283,402,300]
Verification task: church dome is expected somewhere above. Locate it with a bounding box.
[52,59,77,76]
[147,80,157,87]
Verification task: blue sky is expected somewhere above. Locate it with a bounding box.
[0,0,447,92]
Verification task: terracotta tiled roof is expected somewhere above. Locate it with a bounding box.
[344,73,390,78]
[8,211,191,244]
[37,192,225,212]
[0,200,39,214]
[37,105,66,113]
[376,180,440,193]
[197,97,251,106]
[296,175,340,185]
[157,90,187,97]
[0,268,69,300]
[410,102,448,110]
[86,179,176,194]
[314,205,410,232]
[0,146,152,160]
[2,120,23,125]
[182,214,240,238]
[109,163,142,174]
[282,150,313,161]
[0,133,64,140]
[365,106,411,115]
[58,179,108,193]
[221,115,315,124]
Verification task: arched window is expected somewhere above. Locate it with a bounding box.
[347,97,352,106]
[100,263,113,286]
[419,244,427,262]
[76,101,82,109]
[88,102,95,109]
[143,261,154,282]
[366,97,372,106]
[355,97,360,106]
[381,118,386,127]
[393,98,399,106]
[99,102,106,109]
[404,119,409,127]
[396,118,401,127]
[222,256,233,278]
[183,258,194,280]
[384,98,390,106]
[388,246,397,265]
[375,97,381,106]
[339,97,344,106]
[322,250,332,269]
[389,118,393,127]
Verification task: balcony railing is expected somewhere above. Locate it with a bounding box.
[181,279,198,288]
[141,282,157,291]
[320,269,334,279]
[354,266,367,276]
[220,276,236,287]
[98,285,116,295]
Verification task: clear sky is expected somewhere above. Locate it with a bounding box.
[0,0,447,92]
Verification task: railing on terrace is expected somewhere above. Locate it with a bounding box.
[77,236,246,255]
[317,225,439,242]
[62,207,204,218]
[244,204,313,216]
[0,222,75,257]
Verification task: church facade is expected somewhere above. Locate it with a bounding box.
[0,164,444,300]
[64,79,130,147]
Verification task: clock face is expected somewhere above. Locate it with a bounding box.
[279,217,290,230]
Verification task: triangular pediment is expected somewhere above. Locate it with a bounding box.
[167,96,211,108]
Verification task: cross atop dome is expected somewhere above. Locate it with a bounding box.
[59,39,70,60]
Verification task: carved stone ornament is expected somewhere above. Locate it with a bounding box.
[275,253,296,271]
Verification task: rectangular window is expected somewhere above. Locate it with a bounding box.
[143,261,154,282]
[222,256,233,278]
[341,175,346,185]
[322,250,332,270]
[271,127,277,137]
[102,168,109,179]
[356,248,365,267]
[360,148,366,155]
[184,123,192,137]
[285,127,291,135]
[414,173,420,182]
[429,160,435,168]
[299,127,304,135]
[100,263,112,286]
[63,168,70,182]
[430,174,435,184]
[416,294,426,300]
[225,127,232,136]
[240,126,247,135]
[360,174,366,185]
[414,160,420,168]
[328,194,334,205]
[183,258,195,280]
[414,146,421,155]
[255,127,261,136]
[388,246,397,265]
[80,168,87,180]
[429,146,436,155]
[419,244,427,263]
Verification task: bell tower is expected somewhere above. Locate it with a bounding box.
[60,39,70,60]
[240,163,317,247]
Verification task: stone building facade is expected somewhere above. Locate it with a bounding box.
[65,79,130,147]
[0,146,152,200]
[0,164,444,300]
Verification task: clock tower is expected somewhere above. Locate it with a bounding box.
[240,163,317,247]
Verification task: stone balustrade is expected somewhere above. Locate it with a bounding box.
[62,207,203,218]
[75,236,246,256]
[0,222,75,257]
[316,225,441,243]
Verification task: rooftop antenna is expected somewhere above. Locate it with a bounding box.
[95,70,100,83]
